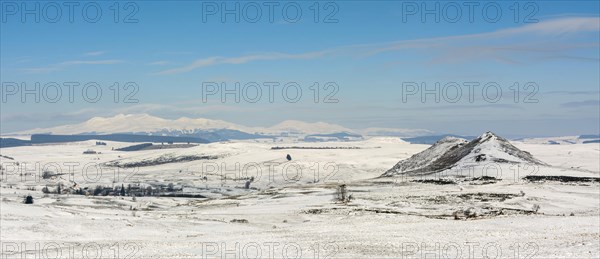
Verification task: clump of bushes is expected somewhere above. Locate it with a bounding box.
[23,195,33,204]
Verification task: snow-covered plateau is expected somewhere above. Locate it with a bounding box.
[1,134,598,258]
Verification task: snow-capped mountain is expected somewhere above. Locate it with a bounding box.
[9,114,360,136]
[382,132,547,177]
[14,114,250,135]
[515,135,600,145]
[359,127,434,138]
[383,136,469,176]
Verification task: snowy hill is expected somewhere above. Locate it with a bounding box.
[14,114,250,135]
[401,134,476,144]
[516,135,600,145]
[383,136,468,176]
[10,114,359,137]
[383,132,547,176]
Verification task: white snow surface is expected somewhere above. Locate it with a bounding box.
[1,137,598,258]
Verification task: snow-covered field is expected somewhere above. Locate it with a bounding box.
[1,138,598,258]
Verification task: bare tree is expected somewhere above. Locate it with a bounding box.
[337,184,347,202]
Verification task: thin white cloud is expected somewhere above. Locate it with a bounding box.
[22,59,124,73]
[148,60,171,65]
[156,51,330,75]
[83,51,106,56]
[561,99,600,108]
[495,17,599,36]
[364,17,600,59]
[156,17,600,75]
[60,60,123,65]
[116,103,255,115]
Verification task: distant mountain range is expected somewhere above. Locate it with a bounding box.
[515,135,600,145]
[9,114,357,136]
[0,114,432,147]
[401,134,477,145]
[1,114,597,148]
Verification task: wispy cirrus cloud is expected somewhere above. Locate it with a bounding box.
[366,17,599,53]
[374,17,600,64]
[115,103,257,115]
[83,51,106,56]
[147,60,171,65]
[545,90,600,95]
[22,59,124,73]
[156,17,600,75]
[155,51,330,75]
[561,99,600,108]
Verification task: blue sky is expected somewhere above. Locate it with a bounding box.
[1,1,599,137]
